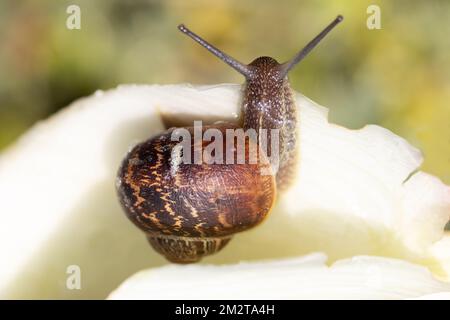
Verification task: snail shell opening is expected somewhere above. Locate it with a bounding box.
[147,235,232,264]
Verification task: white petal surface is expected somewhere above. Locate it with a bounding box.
[0,84,448,299]
[427,233,450,281]
[108,254,450,300]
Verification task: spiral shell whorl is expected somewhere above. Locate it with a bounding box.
[147,235,231,263]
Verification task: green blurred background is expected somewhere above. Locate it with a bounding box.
[0,0,449,184]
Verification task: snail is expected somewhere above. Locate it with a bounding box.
[116,16,343,263]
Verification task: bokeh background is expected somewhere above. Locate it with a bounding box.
[0,0,449,185]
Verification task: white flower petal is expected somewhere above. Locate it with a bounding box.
[285,96,450,256]
[108,254,450,300]
[426,233,450,281]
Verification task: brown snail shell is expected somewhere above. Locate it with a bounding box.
[117,124,276,263]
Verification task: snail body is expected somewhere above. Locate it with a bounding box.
[116,16,343,263]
